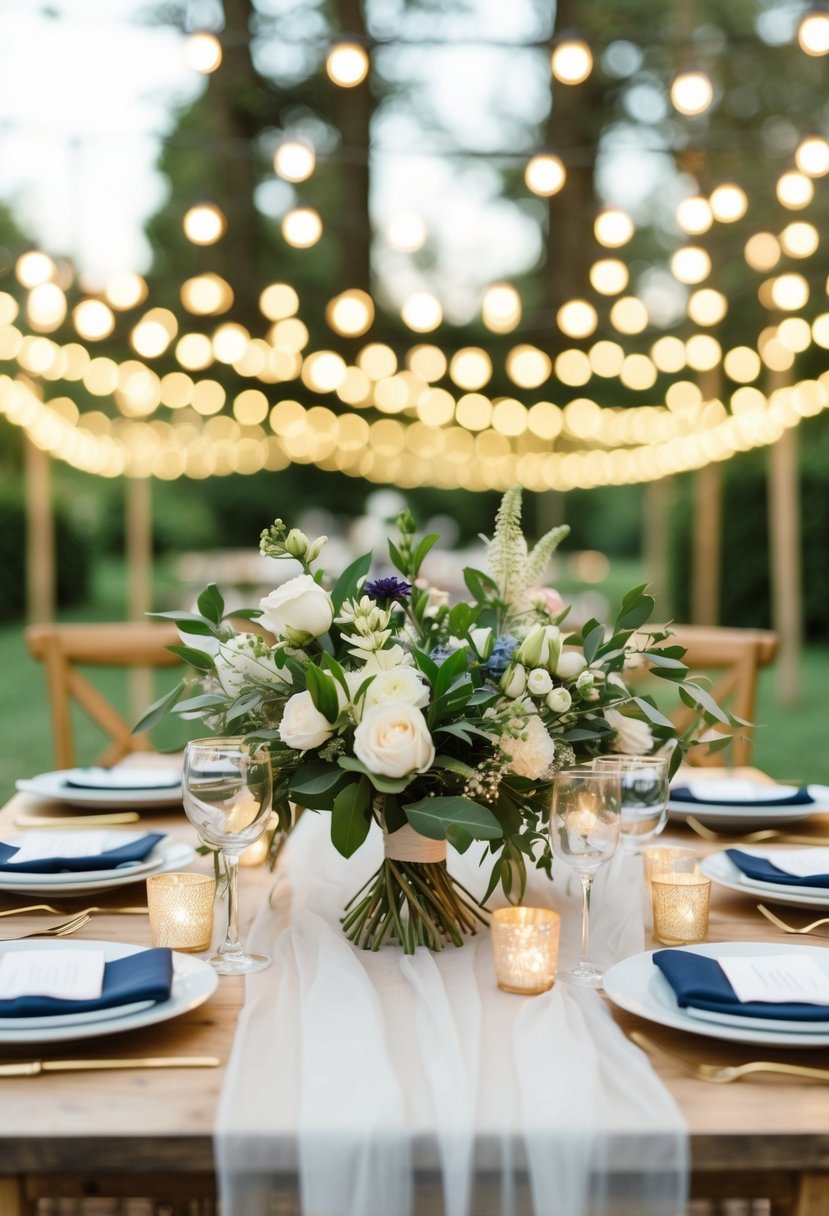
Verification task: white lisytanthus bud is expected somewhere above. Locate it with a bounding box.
[500,662,527,699]
[469,626,494,661]
[575,670,595,694]
[516,624,562,673]
[526,668,553,698]
[284,528,310,558]
[555,649,587,679]
[546,686,572,714]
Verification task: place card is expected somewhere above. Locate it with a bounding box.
[750,848,829,878]
[6,831,136,865]
[0,949,105,1001]
[719,954,829,1005]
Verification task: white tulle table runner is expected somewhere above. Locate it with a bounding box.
[216,813,687,1216]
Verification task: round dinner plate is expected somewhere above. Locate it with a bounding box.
[603,941,829,1048]
[16,769,183,810]
[0,939,218,1044]
[700,849,829,910]
[0,840,195,897]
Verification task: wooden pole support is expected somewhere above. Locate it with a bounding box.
[125,475,154,723]
[24,436,55,624]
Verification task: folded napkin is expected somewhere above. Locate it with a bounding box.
[0,833,165,874]
[671,781,812,807]
[654,949,829,1021]
[726,848,829,888]
[63,768,181,791]
[0,948,174,1018]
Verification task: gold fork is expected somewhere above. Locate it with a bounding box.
[1,912,92,941]
[631,1030,829,1084]
[685,815,829,846]
[0,905,148,919]
[757,903,829,935]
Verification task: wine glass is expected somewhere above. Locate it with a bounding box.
[550,768,621,989]
[593,755,670,852]
[182,737,273,975]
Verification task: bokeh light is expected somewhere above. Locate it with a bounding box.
[326,42,370,87]
[183,203,226,245]
[282,207,323,247]
[184,32,222,74]
[594,208,634,247]
[670,69,713,116]
[274,139,316,183]
[551,38,592,84]
[525,154,566,196]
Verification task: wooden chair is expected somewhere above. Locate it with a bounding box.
[25,622,183,770]
[666,624,778,767]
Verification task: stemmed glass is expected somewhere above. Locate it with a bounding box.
[550,768,621,989]
[593,755,670,852]
[182,737,273,975]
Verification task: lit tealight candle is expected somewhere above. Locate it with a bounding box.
[642,846,698,888]
[492,907,560,995]
[651,873,711,946]
[146,872,216,952]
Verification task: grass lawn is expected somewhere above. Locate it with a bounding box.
[1,554,827,799]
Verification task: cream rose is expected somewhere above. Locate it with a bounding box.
[353,702,435,779]
[259,574,333,642]
[555,649,587,679]
[527,668,553,698]
[605,707,654,755]
[364,666,429,711]
[545,686,572,714]
[279,690,335,751]
[213,633,287,696]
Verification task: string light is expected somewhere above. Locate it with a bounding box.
[744,232,781,272]
[676,196,713,235]
[105,273,147,310]
[770,272,809,311]
[780,221,819,258]
[401,292,442,333]
[26,284,66,332]
[282,207,323,248]
[594,208,634,247]
[16,252,54,289]
[687,288,728,326]
[671,247,711,284]
[259,283,299,322]
[524,154,566,196]
[798,8,829,55]
[274,139,316,183]
[180,274,234,316]
[776,171,814,209]
[709,184,748,222]
[326,42,370,87]
[670,69,714,116]
[326,289,374,337]
[551,37,593,85]
[557,299,598,339]
[73,300,115,341]
[589,259,628,294]
[481,283,522,333]
[449,348,492,391]
[182,203,226,245]
[386,214,427,253]
[795,135,829,176]
[183,32,222,74]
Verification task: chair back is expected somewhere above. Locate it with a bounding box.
[26,622,182,769]
[667,625,778,766]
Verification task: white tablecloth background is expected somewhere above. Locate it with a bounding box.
[216,812,687,1216]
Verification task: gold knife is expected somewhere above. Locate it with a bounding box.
[0,1056,220,1076]
[15,810,142,828]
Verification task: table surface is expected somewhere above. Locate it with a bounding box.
[1,766,828,1190]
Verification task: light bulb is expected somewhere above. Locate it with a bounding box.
[274,139,316,183]
[525,153,566,196]
[326,42,369,87]
[776,171,814,209]
[551,38,592,85]
[326,289,374,337]
[670,69,713,116]
[676,196,713,235]
[796,135,829,176]
[594,208,634,247]
[798,9,829,55]
[386,213,427,252]
[16,251,54,288]
[401,292,442,333]
[282,208,323,248]
[73,299,115,341]
[481,283,521,333]
[184,32,222,74]
[557,299,598,339]
[709,184,747,222]
[183,203,226,245]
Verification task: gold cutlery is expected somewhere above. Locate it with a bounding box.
[14,810,142,828]
[0,1056,220,1076]
[685,815,829,846]
[631,1031,829,1084]
[757,903,829,935]
[0,905,148,919]
[1,912,91,941]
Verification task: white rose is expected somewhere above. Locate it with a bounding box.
[259,574,333,642]
[555,649,587,679]
[527,668,553,698]
[605,707,654,755]
[353,702,435,779]
[546,686,572,714]
[279,690,335,751]
[364,666,429,711]
[213,633,287,696]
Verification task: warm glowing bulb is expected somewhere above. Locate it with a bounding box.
[274,139,316,183]
[594,208,634,247]
[26,284,66,332]
[799,10,829,55]
[780,221,819,258]
[183,203,226,245]
[796,135,829,177]
[282,207,322,248]
[386,213,427,252]
[184,32,222,74]
[213,323,250,364]
[105,272,147,310]
[744,233,781,272]
[589,258,628,295]
[709,184,748,222]
[260,282,299,321]
[770,272,809,311]
[506,344,552,389]
[670,69,713,116]
[73,299,115,341]
[326,289,374,336]
[401,291,442,333]
[449,347,492,391]
[676,196,713,235]
[687,288,728,326]
[551,38,593,85]
[326,42,370,87]
[482,283,522,333]
[776,171,814,209]
[180,274,234,315]
[16,251,54,288]
[557,298,598,339]
[671,246,711,284]
[525,154,566,196]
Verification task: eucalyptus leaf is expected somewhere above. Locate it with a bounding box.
[330,780,371,858]
[403,796,503,841]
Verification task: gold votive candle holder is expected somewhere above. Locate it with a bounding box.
[146,872,216,953]
[492,907,560,995]
[651,873,711,946]
[643,846,698,888]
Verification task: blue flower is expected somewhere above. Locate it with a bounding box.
[483,634,519,678]
[363,576,412,602]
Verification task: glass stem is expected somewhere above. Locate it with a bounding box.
[579,874,593,970]
[219,851,242,958]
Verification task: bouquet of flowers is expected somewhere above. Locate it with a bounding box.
[142,487,733,953]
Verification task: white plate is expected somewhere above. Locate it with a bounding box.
[667,782,829,829]
[0,832,167,886]
[0,939,217,1044]
[604,941,829,1047]
[701,849,829,909]
[0,840,195,897]
[0,1000,154,1031]
[17,769,182,810]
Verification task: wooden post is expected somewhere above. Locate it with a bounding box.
[125,475,153,722]
[691,368,722,625]
[24,436,55,623]
[767,369,802,704]
[643,477,673,620]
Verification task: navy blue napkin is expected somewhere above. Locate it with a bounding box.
[671,785,813,807]
[0,948,174,1018]
[726,848,829,888]
[654,949,829,1021]
[0,833,165,874]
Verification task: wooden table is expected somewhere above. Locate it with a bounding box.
[0,775,829,1216]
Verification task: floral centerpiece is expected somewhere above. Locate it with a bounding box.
[141,487,734,953]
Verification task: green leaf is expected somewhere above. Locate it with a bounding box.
[582,623,606,665]
[412,649,439,686]
[330,780,371,858]
[338,756,413,793]
[403,795,503,841]
[226,691,264,724]
[631,696,676,729]
[167,644,215,673]
[642,650,687,670]
[615,587,655,631]
[412,532,439,576]
[331,551,373,613]
[432,645,470,699]
[174,693,228,714]
[679,681,732,726]
[432,754,477,779]
[463,565,500,601]
[197,583,225,625]
[132,680,186,734]
[227,608,264,623]
[305,663,341,723]
[387,539,407,576]
[289,763,348,798]
[146,611,217,637]
[446,824,474,853]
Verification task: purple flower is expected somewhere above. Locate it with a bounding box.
[363,576,412,603]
